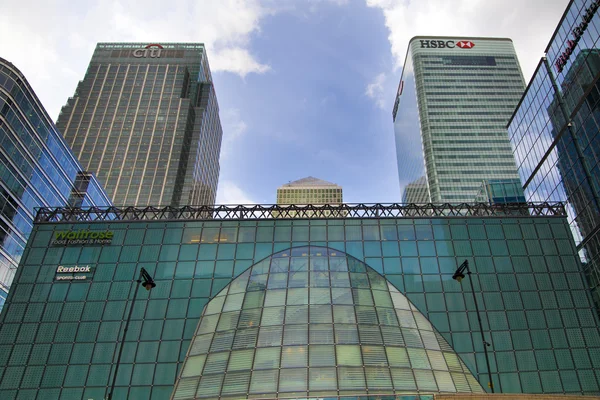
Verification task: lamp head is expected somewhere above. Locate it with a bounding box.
[452,271,465,283]
[139,267,156,291]
[143,280,156,291]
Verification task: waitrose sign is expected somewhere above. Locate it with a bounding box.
[52,230,114,246]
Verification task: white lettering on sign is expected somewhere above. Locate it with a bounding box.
[55,264,93,281]
[56,275,88,281]
[57,265,91,273]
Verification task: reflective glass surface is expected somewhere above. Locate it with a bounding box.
[0,58,111,307]
[0,216,598,399]
[508,0,600,310]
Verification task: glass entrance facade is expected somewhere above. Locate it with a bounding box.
[173,246,483,399]
[0,204,599,398]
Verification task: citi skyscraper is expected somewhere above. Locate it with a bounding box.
[393,37,525,203]
[57,43,222,207]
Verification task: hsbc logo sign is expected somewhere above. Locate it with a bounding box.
[456,40,475,48]
[420,40,475,49]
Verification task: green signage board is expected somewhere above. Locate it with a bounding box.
[51,230,113,246]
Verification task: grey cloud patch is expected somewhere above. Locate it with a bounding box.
[366,0,568,80]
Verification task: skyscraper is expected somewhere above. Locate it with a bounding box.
[508,0,600,309]
[392,37,526,203]
[402,176,429,203]
[57,43,222,207]
[277,176,343,205]
[275,176,344,218]
[0,57,111,308]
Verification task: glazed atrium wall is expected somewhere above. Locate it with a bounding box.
[0,203,599,399]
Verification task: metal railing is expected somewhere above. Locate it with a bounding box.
[34,202,567,223]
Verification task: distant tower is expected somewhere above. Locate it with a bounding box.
[277,176,342,205]
[393,36,525,203]
[56,43,222,207]
[275,177,343,218]
[402,176,429,203]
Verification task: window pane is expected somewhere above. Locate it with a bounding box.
[336,345,362,366]
[254,347,280,370]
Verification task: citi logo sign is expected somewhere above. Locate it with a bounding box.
[133,44,164,58]
[420,40,475,49]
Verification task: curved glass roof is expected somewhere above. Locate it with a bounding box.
[173,246,484,399]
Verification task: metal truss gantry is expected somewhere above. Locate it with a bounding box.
[34,202,566,223]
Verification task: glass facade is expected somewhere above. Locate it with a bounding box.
[508,0,600,310]
[393,37,525,203]
[0,206,599,398]
[56,43,223,207]
[0,58,111,309]
[474,179,527,205]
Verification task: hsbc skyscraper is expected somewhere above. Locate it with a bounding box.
[392,37,526,203]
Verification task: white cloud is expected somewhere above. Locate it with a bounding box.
[211,47,271,77]
[220,108,248,158]
[0,0,274,119]
[366,0,568,81]
[216,181,256,205]
[365,72,387,110]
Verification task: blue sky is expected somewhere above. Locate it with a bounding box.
[0,0,569,205]
[217,2,398,204]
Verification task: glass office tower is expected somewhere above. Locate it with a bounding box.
[277,177,343,205]
[508,0,600,310]
[275,177,344,218]
[403,176,429,204]
[393,37,525,203]
[0,203,599,398]
[56,43,223,207]
[0,57,111,309]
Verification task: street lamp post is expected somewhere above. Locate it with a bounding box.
[452,259,495,393]
[106,267,156,400]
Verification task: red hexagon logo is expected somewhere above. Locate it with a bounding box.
[456,41,475,49]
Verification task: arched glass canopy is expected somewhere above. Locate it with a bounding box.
[173,246,484,399]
